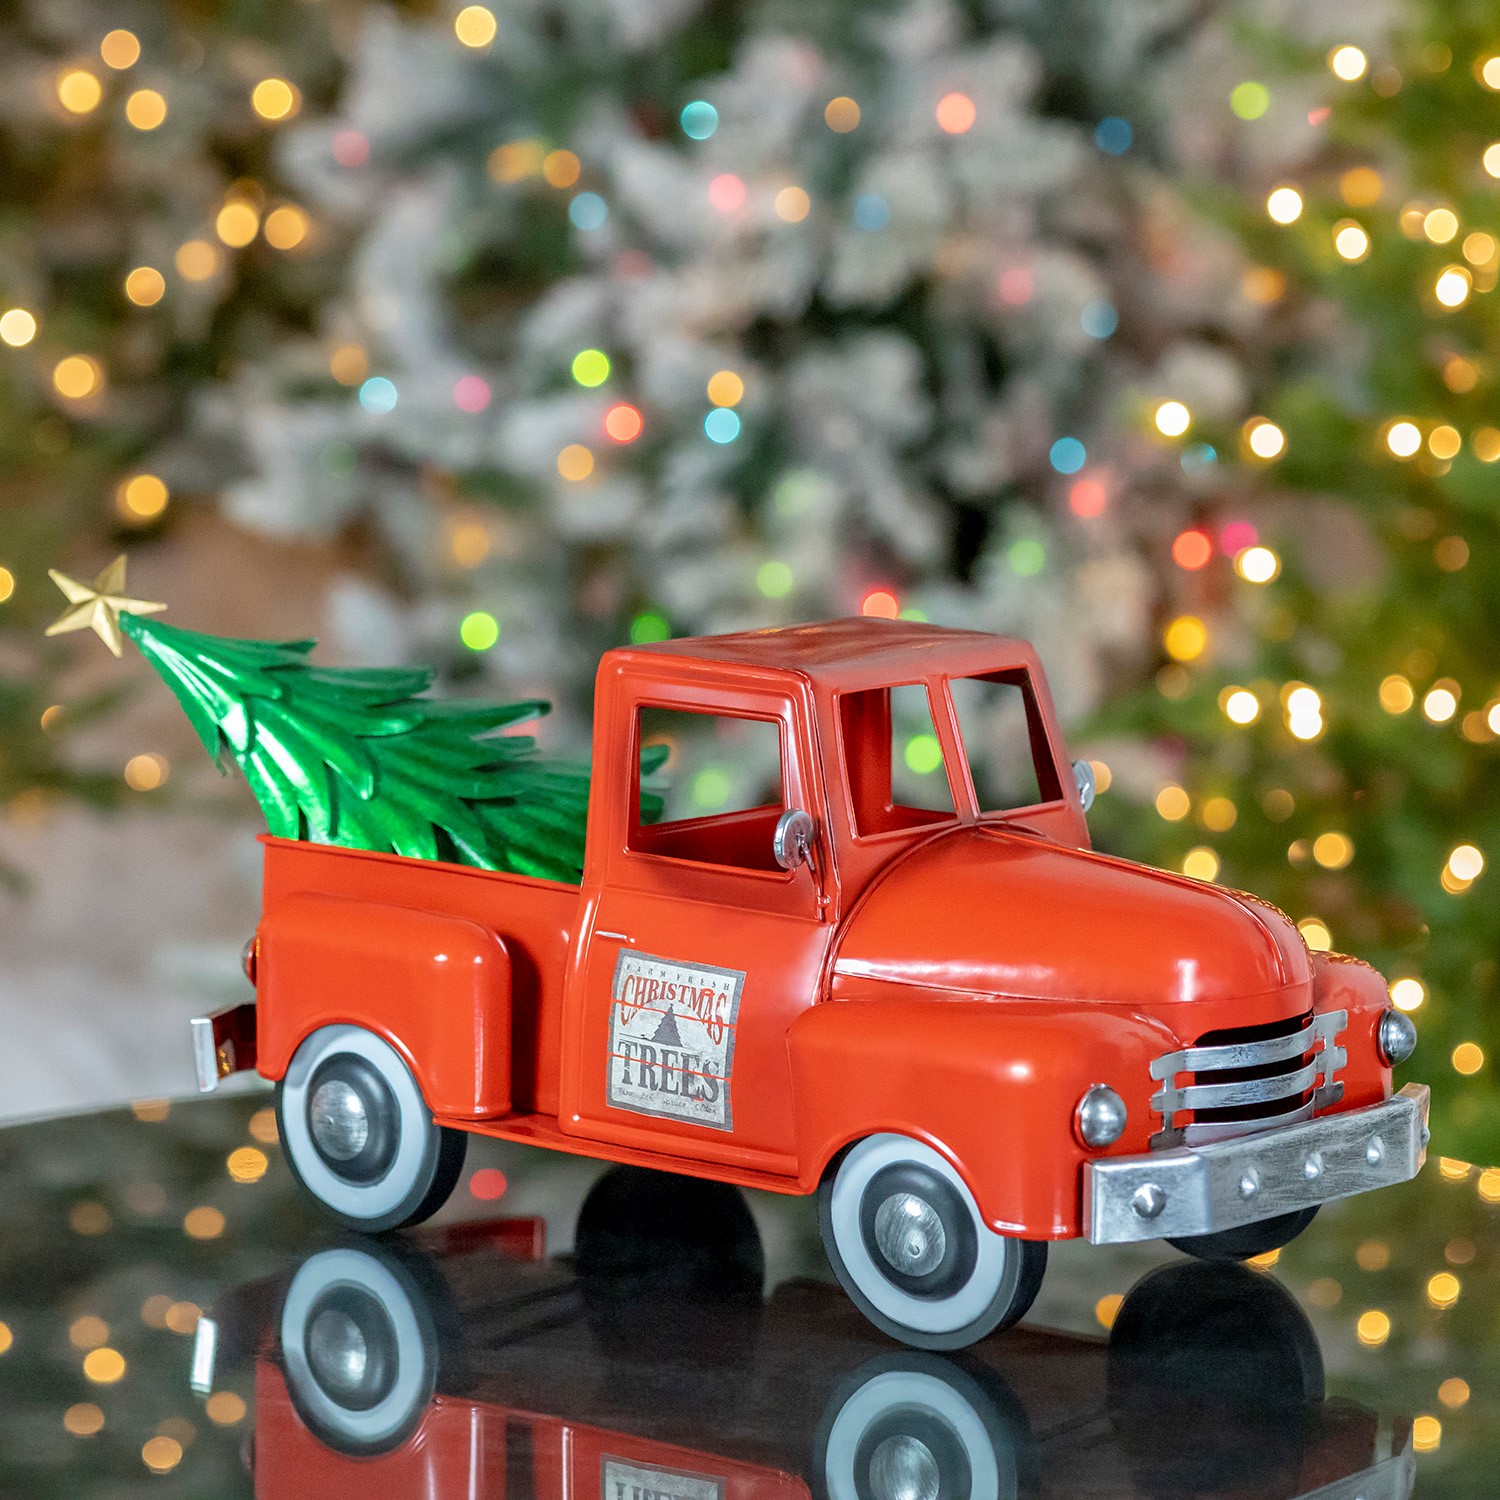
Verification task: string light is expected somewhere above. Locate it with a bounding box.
[1341,167,1382,205]
[1434,265,1472,307]
[1266,187,1303,224]
[1171,528,1211,569]
[557,444,594,480]
[251,78,299,121]
[1438,1378,1471,1409]
[125,89,167,130]
[1243,418,1285,459]
[1313,832,1354,869]
[774,186,811,222]
[1154,785,1190,821]
[680,102,717,140]
[1386,420,1421,457]
[1154,399,1190,436]
[142,1437,183,1475]
[1235,545,1279,582]
[1355,1309,1391,1346]
[1221,688,1260,724]
[124,266,165,306]
[215,201,259,247]
[757,561,794,598]
[1390,977,1426,1012]
[1462,230,1496,264]
[571,349,610,387]
[1182,848,1220,881]
[935,93,976,134]
[704,408,740,443]
[1429,425,1461,459]
[1453,1042,1484,1074]
[1163,615,1207,661]
[1298,917,1332,951]
[1485,143,1500,178]
[862,589,899,619]
[175,240,219,280]
[1329,45,1368,80]
[1423,684,1458,722]
[64,1403,105,1436]
[264,205,309,249]
[124,752,169,790]
[1482,55,1500,90]
[53,355,102,399]
[205,1393,248,1426]
[708,174,746,213]
[82,1348,126,1383]
[1285,684,1324,739]
[57,69,103,114]
[1424,207,1459,243]
[1230,82,1270,120]
[1380,674,1415,713]
[1333,221,1370,261]
[454,5,497,47]
[0,309,38,346]
[604,403,643,442]
[825,97,860,132]
[1448,844,1485,881]
[100,30,139,69]
[1201,796,1236,831]
[117,474,168,522]
[542,150,581,188]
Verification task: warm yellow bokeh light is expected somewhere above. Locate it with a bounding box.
[1424,207,1459,243]
[57,69,103,114]
[1340,166,1382,206]
[1379,674,1414,713]
[1463,231,1497,265]
[1413,1415,1442,1453]
[454,5,498,47]
[825,96,861,132]
[183,1205,226,1240]
[82,1348,126,1384]
[142,1436,183,1474]
[1448,843,1485,881]
[774,186,811,222]
[1329,45,1368,80]
[1154,785,1190,822]
[1182,847,1220,882]
[124,752,168,791]
[117,473,169,522]
[215,202,260,248]
[124,266,165,306]
[1235,545,1279,583]
[1386,420,1421,458]
[1423,686,1458,722]
[1427,1272,1461,1309]
[100,30,140,69]
[264,205,309,250]
[1312,832,1354,870]
[1223,688,1260,725]
[1298,917,1332,951]
[53,355,102,400]
[1201,796,1237,832]
[1266,186,1303,224]
[706,370,744,407]
[125,89,167,130]
[1333,221,1370,261]
[1453,1042,1485,1075]
[1434,265,1472,308]
[1244,418,1285,459]
[206,1391,248,1425]
[556,444,594,481]
[175,240,220,280]
[1485,143,1500,178]
[542,149,581,188]
[0,308,38,347]
[251,78,299,121]
[1355,1309,1391,1346]
[1429,424,1462,459]
[1163,615,1207,662]
[1390,976,1426,1011]
[1154,400,1190,437]
[64,1402,105,1436]
[330,344,368,385]
[1438,1378,1471,1409]
[227,1146,268,1182]
[1482,55,1500,90]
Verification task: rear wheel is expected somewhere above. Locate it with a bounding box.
[1168,1207,1318,1263]
[276,1025,467,1233]
[819,1136,1046,1351]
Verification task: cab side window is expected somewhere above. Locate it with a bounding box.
[631,706,787,872]
[840,683,957,838]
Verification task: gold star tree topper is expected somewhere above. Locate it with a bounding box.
[46,556,166,657]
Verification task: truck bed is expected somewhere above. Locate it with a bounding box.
[259,836,580,1117]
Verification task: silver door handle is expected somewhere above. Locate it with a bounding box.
[595,929,633,943]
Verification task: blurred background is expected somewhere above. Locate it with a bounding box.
[0,0,1494,1165]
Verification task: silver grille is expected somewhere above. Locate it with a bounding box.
[1151,1010,1347,1147]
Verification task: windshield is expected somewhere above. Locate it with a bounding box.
[947,670,1062,812]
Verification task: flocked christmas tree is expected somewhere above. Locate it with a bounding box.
[47,557,613,882]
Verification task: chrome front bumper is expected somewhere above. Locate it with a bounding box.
[1085,1083,1430,1245]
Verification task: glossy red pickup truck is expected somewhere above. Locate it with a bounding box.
[195,619,1429,1349]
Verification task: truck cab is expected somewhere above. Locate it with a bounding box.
[199,618,1428,1352]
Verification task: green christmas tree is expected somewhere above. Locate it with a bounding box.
[1089,25,1500,1160]
[47,558,625,883]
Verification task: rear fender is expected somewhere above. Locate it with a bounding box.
[256,893,512,1119]
[788,997,1173,1239]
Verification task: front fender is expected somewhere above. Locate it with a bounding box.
[1312,951,1395,1110]
[788,997,1174,1238]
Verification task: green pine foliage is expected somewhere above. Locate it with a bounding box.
[121,612,641,883]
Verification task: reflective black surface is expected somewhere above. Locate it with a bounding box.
[0,1092,1490,1495]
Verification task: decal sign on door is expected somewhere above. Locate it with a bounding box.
[602,1457,724,1500]
[607,949,745,1131]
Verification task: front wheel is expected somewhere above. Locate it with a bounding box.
[1168,1207,1318,1263]
[819,1135,1047,1351]
[277,1025,467,1233]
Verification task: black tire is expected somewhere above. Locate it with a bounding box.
[276,1025,467,1233]
[814,1352,1034,1500]
[819,1136,1046,1352]
[278,1243,442,1456]
[1167,1206,1318,1262]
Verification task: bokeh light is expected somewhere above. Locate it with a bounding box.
[100,30,139,69]
[1266,187,1303,224]
[604,403,643,442]
[935,92,976,134]
[825,96,861,132]
[1329,45,1368,80]
[252,78,299,121]
[57,69,103,114]
[571,349,610,387]
[557,444,595,480]
[125,88,167,130]
[454,5,497,47]
[680,101,718,140]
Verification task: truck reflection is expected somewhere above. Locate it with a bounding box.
[197,1172,1413,1500]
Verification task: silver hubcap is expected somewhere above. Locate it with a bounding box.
[873,1192,947,1277]
[307,1308,370,1395]
[310,1080,370,1162]
[869,1434,941,1500]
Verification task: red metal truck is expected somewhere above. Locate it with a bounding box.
[194,618,1428,1349]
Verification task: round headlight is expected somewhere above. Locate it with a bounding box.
[1077,1084,1128,1148]
[1378,1008,1417,1066]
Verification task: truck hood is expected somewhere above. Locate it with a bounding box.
[833,825,1312,1022]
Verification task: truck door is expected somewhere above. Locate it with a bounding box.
[562,684,831,1173]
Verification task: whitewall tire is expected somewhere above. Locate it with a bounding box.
[279,1246,438,1455]
[819,1135,1046,1351]
[277,1025,466,1233]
